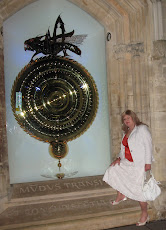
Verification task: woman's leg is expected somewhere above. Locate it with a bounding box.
[137,201,148,224]
[115,191,126,202]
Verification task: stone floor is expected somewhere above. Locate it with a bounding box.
[106,219,166,230]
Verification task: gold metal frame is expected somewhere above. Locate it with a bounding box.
[11,56,98,161]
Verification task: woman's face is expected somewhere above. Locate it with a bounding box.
[123,115,135,129]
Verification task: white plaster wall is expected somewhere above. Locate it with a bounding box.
[3,0,111,183]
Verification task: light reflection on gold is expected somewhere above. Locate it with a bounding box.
[84,83,88,89]
[20,111,25,117]
[81,83,88,90]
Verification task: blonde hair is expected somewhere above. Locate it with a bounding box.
[121,110,145,133]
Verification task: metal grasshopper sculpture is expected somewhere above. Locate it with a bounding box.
[24,15,82,61]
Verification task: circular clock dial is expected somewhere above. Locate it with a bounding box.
[11,56,98,144]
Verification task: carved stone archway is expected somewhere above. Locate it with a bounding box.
[0,0,166,229]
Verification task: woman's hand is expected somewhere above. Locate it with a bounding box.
[111,157,121,166]
[145,164,151,171]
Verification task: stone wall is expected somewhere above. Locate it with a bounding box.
[0,29,9,214]
[0,0,166,229]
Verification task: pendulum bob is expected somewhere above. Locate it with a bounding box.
[11,56,98,178]
[49,141,68,179]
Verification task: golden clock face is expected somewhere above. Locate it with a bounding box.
[11,56,98,148]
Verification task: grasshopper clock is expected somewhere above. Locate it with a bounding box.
[11,16,98,178]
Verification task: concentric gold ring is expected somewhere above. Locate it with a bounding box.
[11,56,98,148]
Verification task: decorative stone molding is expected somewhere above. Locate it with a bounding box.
[153,40,166,59]
[113,42,144,59]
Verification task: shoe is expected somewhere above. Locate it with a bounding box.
[136,216,149,226]
[111,197,127,205]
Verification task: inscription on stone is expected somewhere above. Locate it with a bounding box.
[11,175,108,198]
[0,195,139,227]
[0,196,114,226]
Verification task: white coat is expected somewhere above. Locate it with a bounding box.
[118,124,154,168]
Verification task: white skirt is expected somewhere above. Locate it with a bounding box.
[103,159,146,202]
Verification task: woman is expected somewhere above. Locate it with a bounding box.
[103,110,154,226]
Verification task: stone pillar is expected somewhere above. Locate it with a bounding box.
[110,42,151,159]
[151,40,166,182]
[151,40,166,219]
[0,31,10,214]
[112,42,149,115]
[152,0,164,40]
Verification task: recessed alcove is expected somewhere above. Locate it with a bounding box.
[3,0,111,184]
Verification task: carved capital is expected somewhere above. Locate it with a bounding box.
[153,40,166,59]
[113,43,144,59]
